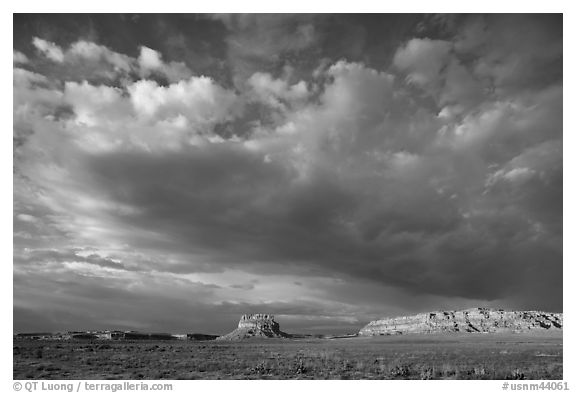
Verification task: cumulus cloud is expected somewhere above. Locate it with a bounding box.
[68,41,133,73]
[138,46,193,82]
[247,72,309,111]
[25,57,556,303]
[32,37,65,62]
[128,77,239,126]
[13,50,29,64]
[31,37,133,82]
[32,38,132,77]
[29,37,194,84]
[64,81,129,127]
[16,74,241,153]
[14,15,562,333]
[394,38,452,87]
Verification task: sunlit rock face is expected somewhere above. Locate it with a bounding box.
[216,314,290,340]
[359,308,563,336]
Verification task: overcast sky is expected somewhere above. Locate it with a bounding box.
[13,14,562,334]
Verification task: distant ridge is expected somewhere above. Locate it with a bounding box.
[359,308,562,336]
[14,331,218,341]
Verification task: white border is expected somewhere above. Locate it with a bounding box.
[3,3,573,391]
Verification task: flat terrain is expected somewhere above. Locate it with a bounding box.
[13,332,562,380]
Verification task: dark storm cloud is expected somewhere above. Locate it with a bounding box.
[73,135,560,305]
[13,14,562,332]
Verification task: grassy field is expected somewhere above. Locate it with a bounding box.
[13,332,562,380]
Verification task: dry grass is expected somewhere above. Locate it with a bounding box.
[13,333,562,380]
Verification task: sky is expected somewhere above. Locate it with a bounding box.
[13,14,562,334]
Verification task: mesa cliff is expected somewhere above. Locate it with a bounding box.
[359,308,562,336]
[216,314,290,340]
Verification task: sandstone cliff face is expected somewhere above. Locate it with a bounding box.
[359,308,562,336]
[216,314,290,340]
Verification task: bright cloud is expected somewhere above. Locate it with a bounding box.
[138,46,193,82]
[32,37,65,62]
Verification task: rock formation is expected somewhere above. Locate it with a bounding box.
[216,314,290,340]
[359,308,562,336]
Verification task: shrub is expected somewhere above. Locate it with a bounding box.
[389,363,412,378]
[293,358,307,374]
[419,366,434,380]
[250,361,272,375]
[507,369,525,380]
[469,366,486,377]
